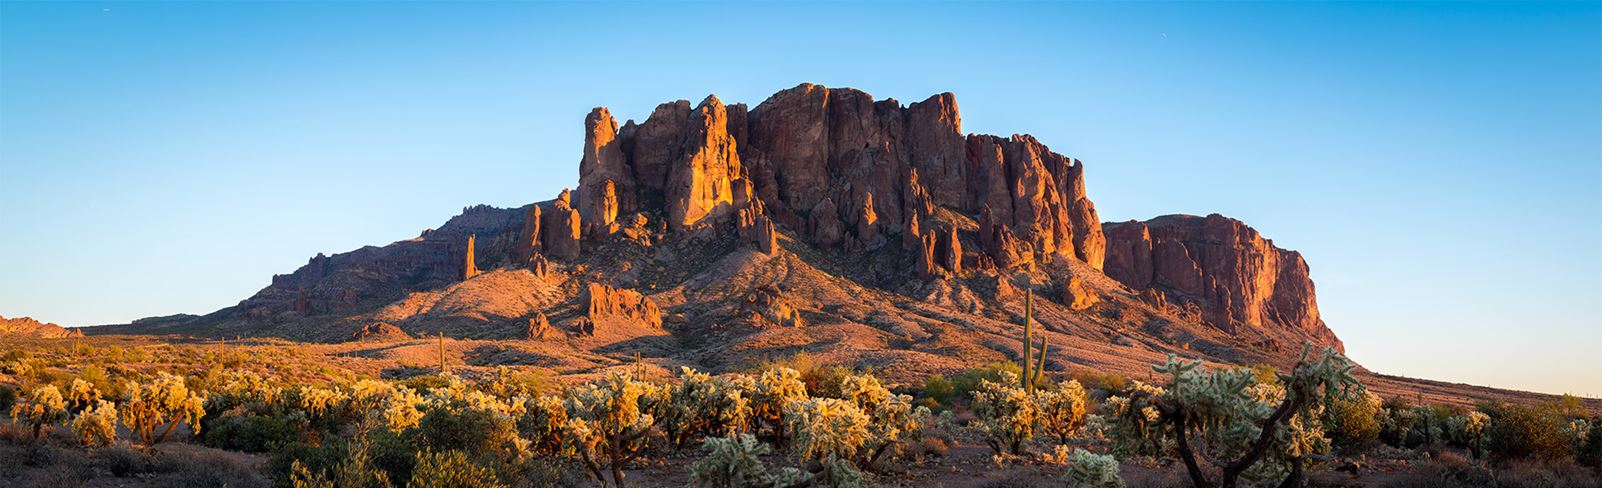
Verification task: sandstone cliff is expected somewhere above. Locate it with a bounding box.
[0,315,83,339]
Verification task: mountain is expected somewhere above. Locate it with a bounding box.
[0,315,83,339]
[92,83,1345,382]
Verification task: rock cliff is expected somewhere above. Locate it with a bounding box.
[0,315,83,338]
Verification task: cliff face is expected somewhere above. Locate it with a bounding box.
[578,83,1106,269]
[1103,214,1341,351]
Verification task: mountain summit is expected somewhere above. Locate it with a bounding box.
[104,84,1342,379]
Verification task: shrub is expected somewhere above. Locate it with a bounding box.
[1325,390,1382,450]
[515,394,568,456]
[1579,417,1602,468]
[970,371,1037,455]
[120,372,205,444]
[1487,404,1572,462]
[1442,411,1490,459]
[283,423,392,488]
[9,385,68,438]
[414,405,519,459]
[407,449,504,488]
[200,412,300,452]
[1062,449,1125,488]
[1038,379,1090,445]
[70,399,117,446]
[65,378,101,414]
[837,373,928,467]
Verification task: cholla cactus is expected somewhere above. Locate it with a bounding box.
[1038,379,1090,445]
[1062,449,1125,488]
[752,367,808,445]
[1126,347,1360,488]
[517,394,569,456]
[837,373,928,467]
[785,397,872,463]
[208,370,282,412]
[970,372,1038,455]
[1443,411,1490,458]
[10,385,68,438]
[66,378,102,414]
[121,372,206,445]
[562,372,663,486]
[287,385,350,421]
[1104,381,1169,457]
[686,433,792,488]
[659,367,753,449]
[71,399,118,446]
[379,385,425,431]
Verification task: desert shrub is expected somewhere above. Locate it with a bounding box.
[919,374,956,408]
[402,374,452,391]
[148,445,273,488]
[65,378,101,414]
[801,365,856,399]
[207,370,282,413]
[282,423,392,488]
[970,371,1037,455]
[561,372,662,486]
[414,405,519,459]
[479,366,550,399]
[1111,347,1360,488]
[687,433,808,488]
[950,363,1025,408]
[95,444,153,477]
[1578,417,1602,468]
[0,384,16,413]
[1325,390,1383,451]
[513,394,567,456]
[1038,379,1090,445]
[1104,381,1168,457]
[120,372,205,444]
[201,411,301,452]
[406,449,504,488]
[379,386,426,432]
[1062,449,1125,488]
[284,385,352,428]
[751,367,808,445]
[659,367,752,449]
[70,399,118,446]
[1487,403,1573,462]
[10,385,68,438]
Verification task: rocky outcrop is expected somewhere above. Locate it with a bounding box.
[585,283,663,329]
[542,190,582,260]
[527,313,555,341]
[917,225,963,277]
[350,321,410,342]
[462,234,480,280]
[665,96,743,228]
[1103,214,1341,350]
[741,286,804,328]
[1059,276,1099,311]
[737,206,778,255]
[512,204,542,265]
[0,315,82,338]
[577,108,630,236]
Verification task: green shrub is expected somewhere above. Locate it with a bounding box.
[1062,449,1125,488]
[414,406,517,456]
[9,384,68,438]
[687,434,806,488]
[407,449,503,488]
[1325,391,1382,450]
[970,371,1037,455]
[201,412,301,452]
[71,399,118,446]
[1487,404,1571,462]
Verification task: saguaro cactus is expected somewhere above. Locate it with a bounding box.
[1021,276,1049,393]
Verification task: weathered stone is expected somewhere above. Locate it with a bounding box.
[666,95,742,228]
[738,207,778,255]
[527,313,554,341]
[907,92,965,207]
[586,283,663,329]
[542,191,582,260]
[855,192,879,246]
[1059,276,1099,311]
[808,197,844,248]
[462,234,480,280]
[577,107,632,235]
[350,321,409,342]
[512,204,542,264]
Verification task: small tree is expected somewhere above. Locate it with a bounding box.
[10,385,68,438]
[71,399,118,446]
[121,372,206,445]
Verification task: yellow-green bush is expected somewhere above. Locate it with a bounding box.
[10,384,67,438]
[71,399,118,446]
[406,449,504,488]
[120,372,205,445]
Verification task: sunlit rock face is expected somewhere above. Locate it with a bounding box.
[1103,214,1341,351]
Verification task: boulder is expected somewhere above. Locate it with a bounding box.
[541,191,582,260]
[350,322,410,342]
[586,283,663,329]
[1059,276,1099,311]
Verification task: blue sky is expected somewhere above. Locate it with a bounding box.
[1,1,1597,396]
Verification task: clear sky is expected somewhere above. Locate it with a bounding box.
[1,1,1597,396]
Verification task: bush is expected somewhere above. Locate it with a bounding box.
[414,406,518,458]
[785,397,871,463]
[658,367,752,449]
[406,449,504,488]
[200,412,301,452]
[70,400,117,446]
[1488,404,1572,462]
[687,434,806,488]
[751,367,807,445]
[1325,391,1382,450]
[561,372,662,486]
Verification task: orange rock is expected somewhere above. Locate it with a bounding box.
[666,95,742,228]
[1059,276,1099,311]
[512,204,542,264]
[350,322,409,342]
[578,107,632,235]
[542,191,582,260]
[586,282,663,329]
[528,313,555,341]
[462,234,480,280]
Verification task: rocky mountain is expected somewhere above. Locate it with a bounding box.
[0,315,83,339]
[94,84,1344,381]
